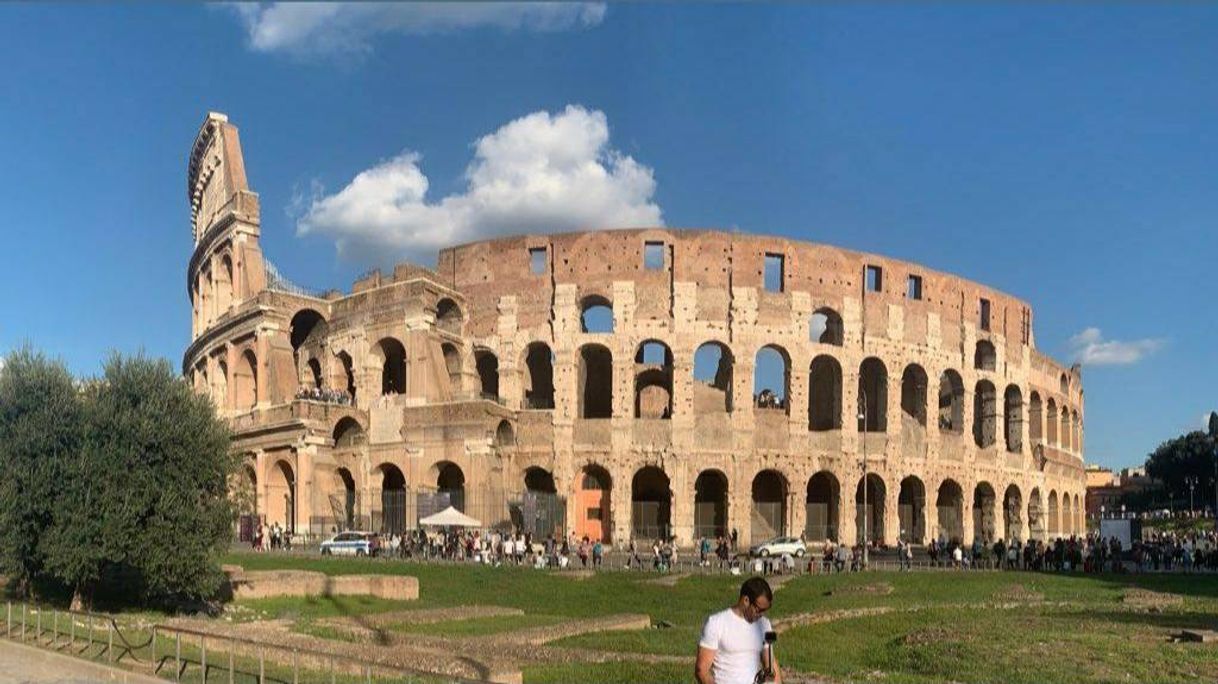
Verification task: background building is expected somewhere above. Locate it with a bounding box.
[184,113,1087,547]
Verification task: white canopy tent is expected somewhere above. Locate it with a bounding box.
[418,506,483,528]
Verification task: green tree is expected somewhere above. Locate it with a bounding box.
[42,353,235,609]
[1144,430,1218,511]
[0,347,85,598]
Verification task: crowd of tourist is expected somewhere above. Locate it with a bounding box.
[294,386,352,405]
[250,522,293,552]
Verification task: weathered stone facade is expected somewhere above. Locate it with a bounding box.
[185,113,1086,548]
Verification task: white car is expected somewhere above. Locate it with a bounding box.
[749,536,807,558]
[320,531,381,557]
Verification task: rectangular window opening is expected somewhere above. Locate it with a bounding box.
[980,298,992,331]
[907,274,923,300]
[644,241,665,270]
[764,253,785,293]
[529,247,547,275]
[865,265,883,293]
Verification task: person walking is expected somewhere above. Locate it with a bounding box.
[695,577,780,684]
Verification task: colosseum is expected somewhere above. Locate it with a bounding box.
[185,112,1086,550]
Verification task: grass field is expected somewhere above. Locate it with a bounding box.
[224,552,1218,683]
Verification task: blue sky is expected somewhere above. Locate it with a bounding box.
[0,3,1214,469]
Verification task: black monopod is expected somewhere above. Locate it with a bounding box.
[754,631,778,683]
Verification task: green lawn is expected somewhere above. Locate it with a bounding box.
[224,552,1218,683]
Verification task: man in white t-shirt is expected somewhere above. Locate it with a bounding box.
[695,577,781,684]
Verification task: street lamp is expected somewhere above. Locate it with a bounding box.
[1186,476,1199,516]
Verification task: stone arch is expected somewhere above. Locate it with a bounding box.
[215,359,228,409]
[580,294,614,334]
[856,474,886,545]
[901,364,928,427]
[334,467,356,531]
[898,476,927,543]
[753,345,791,413]
[216,253,234,313]
[475,349,499,400]
[1047,490,1060,538]
[1060,407,1072,452]
[436,462,466,512]
[634,340,673,419]
[267,459,296,533]
[1061,494,1073,536]
[578,344,613,418]
[1060,373,1069,395]
[810,307,844,346]
[974,340,997,371]
[234,349,258,410]
[808,355,843,431]
[524,466,556,494]
[290,309,326,354]
[693,341,734,413]
[1046,398,1059,446]
[494,419,514,447]
[938,370,965,433]
[332,416,364,448]
[305,358,323,389]
[1028,487,1045,541]
[523,342,555,409]
[335,350,357,401]
[373,337,407,395]
[805,472,840,542]
[973,482,997,543]
[376,463,407,535]
[436,298,462,334]
[240,462,257,516]
[936,479,964,543]
[751,470,789,541]
[576,464,612,542]
[973,380,997,448]
[632,466,672,540]
[694,469,729,539]
[1003,484,1023,542]
[1029,391,1043,444]
[1004,385,1023,452]
[858,357,888,432]
[441,343,462,395]
[1073,410,1082,453]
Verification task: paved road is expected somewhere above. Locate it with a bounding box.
[0,639,161,684]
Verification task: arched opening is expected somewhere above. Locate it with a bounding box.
[304,358,323,390]
[810,307,844,346]
[1004,485,1023,542]
[525,467,556,494]
[290,309,326,354]
[267,460,296,533]
[1028,488,1044,541]
[694,470,729,540]
[898,476,927,544]
[378,464,406,535]
[901,364,928,427]
[938,370,964,433]
[375,337,407,396]
[751,470,788,541]
[578,344,613,418]
[576,465,611,542]
[973,482,996,543]
[808,355,842,431]
[1061,494,1073,536]
[634,341,673,419]
[437,462,466,512]
[1060,407,1072,452]
[494,419,514,447]
[215,255,233,313]
[693,341,733,413]
[234,349,258,410]
[855,474,886,545]
[1073,410,1082,452]
[475,350,499,400]
[974,340,997,371]
[580,295,614,334]
[805,472,840,542]
[858,357,888,432]
[1046,398,1059,446]
[240,463,257,516]
[1074,493,1082,534]
[1029,392,1043,444]
[632,466,672,540]
[215,360,228,409]
[440,343,462,396]
[333,417,364,448]
[1047,490,1060,538]
[436,298,462,334]
[973,380,997,448]
[753,345,790,413]
[936,479,964,543]
[1060,373,1069,395]
[1004,385,1023,452]
[523,342,555,409]
[337,351,356,402]
[335,467,356,531]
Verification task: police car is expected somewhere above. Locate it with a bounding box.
[320,531,381,557]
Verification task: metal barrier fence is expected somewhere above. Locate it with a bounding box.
[0,599,489,683]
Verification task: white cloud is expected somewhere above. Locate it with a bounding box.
[229,2,606,56]
[297,105,663,263]
[1067,327,1164,366]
